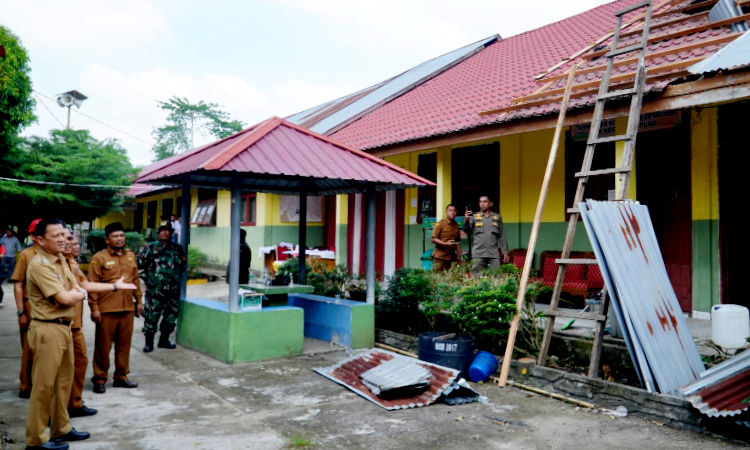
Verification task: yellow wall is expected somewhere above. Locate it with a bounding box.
[385,152,418,225]
[690,107,719,221]
[615,117,637,199]
[94,210,131,230]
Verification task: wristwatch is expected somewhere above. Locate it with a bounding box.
[17,310,25,317]
[113,282,118,292]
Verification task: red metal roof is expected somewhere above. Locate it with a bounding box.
[314,349,461,410]
[328,0,742,150]
[135,117,433,194]
[125,183,171,197]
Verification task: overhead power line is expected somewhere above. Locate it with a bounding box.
[32,91,66,128]
[0,176,166,191]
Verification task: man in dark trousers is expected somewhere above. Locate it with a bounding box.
[464,195,510,276]
[88,222,143,393]
[137,223,185,352]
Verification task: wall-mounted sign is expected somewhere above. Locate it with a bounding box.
[280,196,322,223]
[572,110,681,141]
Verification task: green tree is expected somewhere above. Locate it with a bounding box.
[151,96,244,161]
[0,129,138,230]
[0,26,36,158]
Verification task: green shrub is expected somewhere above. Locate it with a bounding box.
[377,268,432,335]
[452,277,517,352]
[275,257,312,284]
[187,247,208,279]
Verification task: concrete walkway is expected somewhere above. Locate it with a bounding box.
[1,282,745,449]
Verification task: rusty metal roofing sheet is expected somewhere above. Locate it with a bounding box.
[286,35,499,136]
[678,349,750,418]
[581,200,705,394]
[314,349,461,410]
[134,117,433,194]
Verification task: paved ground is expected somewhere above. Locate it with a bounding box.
[1,282,746,450]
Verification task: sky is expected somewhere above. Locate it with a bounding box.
[1,0,613,167]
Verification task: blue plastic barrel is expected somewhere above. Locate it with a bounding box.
[468,351,499,382]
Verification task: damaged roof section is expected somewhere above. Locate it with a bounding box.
[315,349,476,410]
[678,349,750,418]
[484,0,750,121]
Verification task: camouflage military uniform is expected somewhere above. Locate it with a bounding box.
[137,240,185,335]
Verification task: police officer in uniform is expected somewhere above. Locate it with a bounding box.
[11,218,42,399]
[464,195,510,276]
[137,223,185,352]
[88,222,143,393]
[24,218,90,450]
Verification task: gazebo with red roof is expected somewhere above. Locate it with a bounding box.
[135,116,433,313]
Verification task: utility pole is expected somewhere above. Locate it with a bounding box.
[56,90,88,129]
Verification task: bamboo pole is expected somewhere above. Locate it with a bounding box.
[496,64,579,387]
[374,343,419,359]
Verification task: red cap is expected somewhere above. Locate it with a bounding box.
[28,218,42,234]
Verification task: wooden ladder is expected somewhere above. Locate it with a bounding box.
[537,0,653,378]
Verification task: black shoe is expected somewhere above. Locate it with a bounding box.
[52,428,90,442]
[92,383,105,394]
[19,389,31,399]
[68,405,98,417]
[158,334,176,349]
[113,378,138,388]
[143,333,154,353]
[25,441,69,450]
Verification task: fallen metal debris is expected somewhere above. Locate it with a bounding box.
[360,357,432,397]
[315,349,477,410]
[677,349,750,418]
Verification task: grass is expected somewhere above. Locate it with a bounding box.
[286,432,312,448]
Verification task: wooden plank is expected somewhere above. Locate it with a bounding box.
[621,10,710,39]
[496,65,579,388]
[481,65,696,116]
[584,13,750,60]
[651,0,719,19]
[506,381,598,409]
[544,310,607,322]
[533,0,678,80]
[536,32,740,84]
[555,258,599,265]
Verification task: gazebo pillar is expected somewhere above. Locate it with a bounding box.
[365,184,376,304]
[298,182,307,285]
[179,174,191,300]
[228,174,242,312]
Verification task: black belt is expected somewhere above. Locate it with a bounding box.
[33,318,72,326]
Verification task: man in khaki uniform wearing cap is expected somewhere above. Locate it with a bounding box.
[11,218,42,399]
[25,218,90,450]
[88,222,143,393]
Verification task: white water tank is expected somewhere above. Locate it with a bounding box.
[711,304,750,351]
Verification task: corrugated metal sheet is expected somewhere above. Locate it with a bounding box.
[579,201,653,391]
[581,200,705,394]
[125,183,171,198]
[677,350,750,418]
[709,0,749,33]
[690,31,750,73]
[134,117,433,193]
[314,349,461,410]
[286,35,499,135]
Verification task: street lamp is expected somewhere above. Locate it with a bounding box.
[56,90,88,129]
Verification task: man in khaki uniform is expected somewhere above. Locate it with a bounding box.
[464,195,510,276]
[88,222,143,393]
[25,218,90,450]
[431,204,463,271]
[11,218,42,399]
